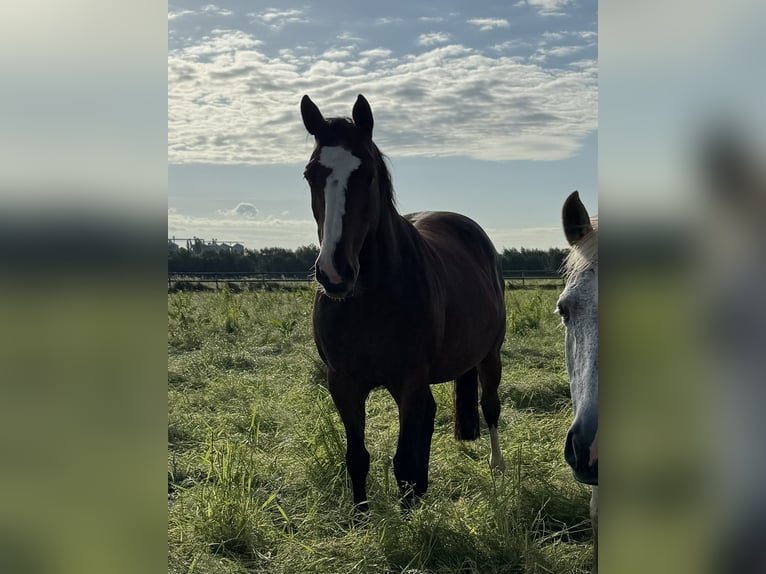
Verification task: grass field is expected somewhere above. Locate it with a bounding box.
[168,286,594,574]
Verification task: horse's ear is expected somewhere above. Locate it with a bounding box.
[562,191,593,246]
[301,95,325,136]
[352,94,374,139]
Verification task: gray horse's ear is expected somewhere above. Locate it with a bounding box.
[562,191,593,246]
[352,94,374,139]
[301,95,325,136]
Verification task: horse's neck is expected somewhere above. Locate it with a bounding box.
[359,203,421,286]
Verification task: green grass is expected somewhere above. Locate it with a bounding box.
[168,286,593,573]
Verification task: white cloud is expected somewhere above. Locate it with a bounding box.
[322,48,352,60]
[201,4,232,16]
[375,17,404,25]
[168,5,232,20]
[567,59,596,70]
[530,44,587,63]
[217,202,259,218]
[540,30,597,45]
[490,39,533,52]
[417,32,451,47]
[336,32,363,43]
[168,30,597,164]
[530,30,596,63]
[360,48,393,59]
[524,0,571,17]
[467,18,510,31]
[168,10,196,21]
[541,31,566,42]
[249,8,307,30]
[168,211,317,249]
[577,31,597,41]
[419,16,446,23]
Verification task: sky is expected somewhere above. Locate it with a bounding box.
[168,0,597,250]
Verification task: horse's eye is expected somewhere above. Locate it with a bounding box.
[556,304,570,324]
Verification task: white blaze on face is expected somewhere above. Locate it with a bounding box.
[316,146,361,283]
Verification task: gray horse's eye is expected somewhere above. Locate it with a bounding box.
[556,303,570,324]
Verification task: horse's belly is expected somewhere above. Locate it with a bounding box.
[315,330,423,384]
[317,324,499,385]
[430,331,500,382]
[313,287,504,385]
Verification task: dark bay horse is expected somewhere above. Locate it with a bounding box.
[558,191,598,571]
[300,94,506,510]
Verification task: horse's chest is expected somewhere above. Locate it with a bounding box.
[313,299,431,380]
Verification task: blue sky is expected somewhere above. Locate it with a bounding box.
[168,0,597,249]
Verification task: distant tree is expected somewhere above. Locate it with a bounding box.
[169,243,567,274]
[499,247,568,273]
[295,244,319,271]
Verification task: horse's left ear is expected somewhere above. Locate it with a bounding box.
[352,94,374,139]
[562,191,593,246]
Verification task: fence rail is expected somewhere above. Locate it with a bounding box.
[168,270,563,290]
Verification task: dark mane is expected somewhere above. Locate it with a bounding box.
[372,144,396,209]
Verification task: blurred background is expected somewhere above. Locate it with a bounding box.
[600,1,765,573]
[0,2,166,574]
[1,1,765,572]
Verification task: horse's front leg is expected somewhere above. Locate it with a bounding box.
[390,380,437,507]
[327,368,370,512]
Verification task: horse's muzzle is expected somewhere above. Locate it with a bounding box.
[565,428,599,485]
[315,265,357,299]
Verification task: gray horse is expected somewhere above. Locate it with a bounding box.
[558,191,598,572]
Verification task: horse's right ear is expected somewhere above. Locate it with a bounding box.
[562,191,593,246]
[301,95,325,136]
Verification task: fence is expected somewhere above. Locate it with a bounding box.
[168,270,564,290]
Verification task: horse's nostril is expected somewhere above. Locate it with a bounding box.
[341,265,354,281]
[335,260,355,283]
[564,430,578,468]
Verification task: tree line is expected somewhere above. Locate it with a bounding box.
[168,245,569,274]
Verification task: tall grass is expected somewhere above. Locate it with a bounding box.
[507,290,550,335]
[168,287,592,573]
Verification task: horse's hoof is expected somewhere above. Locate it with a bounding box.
[349,502,370,527]
[398,488,425,514]
[489,456,506,472]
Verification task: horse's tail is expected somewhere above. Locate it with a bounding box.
[454,368,480,441]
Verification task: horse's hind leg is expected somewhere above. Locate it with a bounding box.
[478,349,506,471]
[454,368,480,440]
[391,381,437,506]
[328,369,371,511]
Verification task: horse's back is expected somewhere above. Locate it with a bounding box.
[405,211,503,296]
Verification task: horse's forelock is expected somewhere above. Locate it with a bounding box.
[563,218,598,279]
[315,118,396,208]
